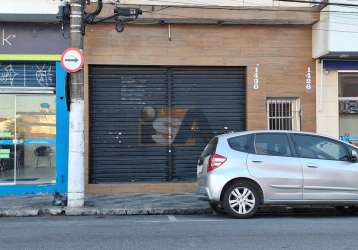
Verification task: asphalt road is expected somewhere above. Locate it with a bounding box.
[1,212,358,250]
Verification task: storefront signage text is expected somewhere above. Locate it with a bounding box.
[340,100,358,114]
[1,29,16,47]
[0,23,69,54]
[305,66,312,91]
[253,64,260,90]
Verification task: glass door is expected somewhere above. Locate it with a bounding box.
[0,94,56,185]
[16,95,56,184]
[0,95,15,184]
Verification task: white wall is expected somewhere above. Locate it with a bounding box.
[316,61,340,138]
[312,12,330,58]
[0,0,63,14]
[313,2,358,58]
[329,5,358,53]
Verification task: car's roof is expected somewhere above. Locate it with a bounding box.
[217,130,320,138]
[216,130,357,148]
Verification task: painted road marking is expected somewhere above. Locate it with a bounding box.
[135,218,226,223]
[167,215,177,222]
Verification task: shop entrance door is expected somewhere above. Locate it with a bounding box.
[0,94,56,185]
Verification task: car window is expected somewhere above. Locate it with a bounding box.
[201,137,218,157]
[293,134,350,161]
[228,134,252,153]
[254,133,292,157]
[348,144,358,152]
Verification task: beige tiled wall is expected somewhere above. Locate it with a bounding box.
[316,61,339,138]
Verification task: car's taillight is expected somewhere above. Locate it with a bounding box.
[208,154,227,172]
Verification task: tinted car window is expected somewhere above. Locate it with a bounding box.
[293,134,349,161]
[254,133,292,157]
[228,134,252,153]
[201,137,218,157]
[348,145,358,153]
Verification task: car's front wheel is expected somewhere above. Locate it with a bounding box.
[222,181,260,219]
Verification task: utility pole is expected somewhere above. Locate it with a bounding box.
[65,0,138,207]
[67,0,85,207]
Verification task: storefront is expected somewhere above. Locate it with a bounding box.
[0,23,69,194]
[84,6,318,193]
[317,60,358,145]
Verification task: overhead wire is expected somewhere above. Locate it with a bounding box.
[139,11,358,35]
[140,0,358,16]
[312,28,358,34]
[139,3,358,35]
[143,0,358,9]
[143,6,358,17]
[277,0,358,8]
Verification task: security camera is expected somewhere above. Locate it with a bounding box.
[114,7,142,18]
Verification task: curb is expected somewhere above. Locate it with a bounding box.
[0,208,40,217]
[0,206,339,218]
[0,207,213,217]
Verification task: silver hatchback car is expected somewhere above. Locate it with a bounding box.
[197,130,358,218]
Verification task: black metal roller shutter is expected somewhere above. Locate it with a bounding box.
[89,66,246,183]
[89,66,169,183]
[171,67,246,181]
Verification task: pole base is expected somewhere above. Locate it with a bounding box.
[67,192,85,208]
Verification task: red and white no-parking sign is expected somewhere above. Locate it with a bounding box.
[61,48,84,73]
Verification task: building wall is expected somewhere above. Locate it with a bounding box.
[117,0,314,7]
[313,4,358,58]
[0,0,63,22]
[84,23,316,193]
[0,0,62,14]
[316,61,339,138]
[312,12,329,58]
[94,4,319,25]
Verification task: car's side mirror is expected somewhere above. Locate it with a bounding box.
[350,150,358,162]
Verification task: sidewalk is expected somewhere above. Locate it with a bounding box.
[0,193,340,217]
[0,193,212,217]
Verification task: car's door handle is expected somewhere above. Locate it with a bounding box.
[307,165,318,168]
[252,160,263,163]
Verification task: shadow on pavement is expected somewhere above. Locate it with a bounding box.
[211,206,358,219]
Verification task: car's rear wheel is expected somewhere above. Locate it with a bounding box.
[222,181,260,219]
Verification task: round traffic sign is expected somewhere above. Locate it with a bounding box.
[61,48,84,73]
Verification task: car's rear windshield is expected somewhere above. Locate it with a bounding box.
[201,137,218,157]
[228,134,253,153]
